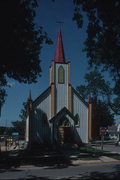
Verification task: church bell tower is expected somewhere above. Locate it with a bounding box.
[50,29,72,118]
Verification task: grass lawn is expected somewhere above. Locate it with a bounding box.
[77,145,108,160]
[79,145,120,161]
[79,146,107,153]
[106,154,120,160]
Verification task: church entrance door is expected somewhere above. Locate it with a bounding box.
[58,117,73,144]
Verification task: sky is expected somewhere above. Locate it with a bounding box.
[1,0,119,127]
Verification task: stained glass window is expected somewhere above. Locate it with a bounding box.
[58,66,64,84]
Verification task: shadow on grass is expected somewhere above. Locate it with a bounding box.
[0,144,104,171]
[0,144,118,174]
[0,147,72,171]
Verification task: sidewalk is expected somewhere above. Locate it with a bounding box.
[17,149,120,168]
[71,155,119,165]
[18,155,119,168]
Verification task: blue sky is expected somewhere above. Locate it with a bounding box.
[1,0,118,127]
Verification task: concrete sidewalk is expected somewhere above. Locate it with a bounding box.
[17,152,120,168]
[71,155,119,165]
[18,156,119,169]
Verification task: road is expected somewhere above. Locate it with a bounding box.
[0,162,120,180]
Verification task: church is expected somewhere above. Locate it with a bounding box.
[25,29,92,147]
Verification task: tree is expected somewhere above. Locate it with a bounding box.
[73,0,120,114]
[0,126,6,135]
[92,100,114,139]
[76,71,115,139]
[19,102,28,121]
[11,100,28,136]
[11,120,26,136]
[76,71,111,102]
[0,0,52,110]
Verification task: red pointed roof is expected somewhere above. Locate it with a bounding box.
[54,29,65,63]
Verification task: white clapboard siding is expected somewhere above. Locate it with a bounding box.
[72,89,88,143]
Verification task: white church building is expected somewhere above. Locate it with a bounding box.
[25,29,92,147]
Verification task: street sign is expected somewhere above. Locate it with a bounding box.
[100,127,107,151]
[12,132,19,136]
[100,127,107,135]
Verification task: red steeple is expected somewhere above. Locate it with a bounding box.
[54,29,65,63]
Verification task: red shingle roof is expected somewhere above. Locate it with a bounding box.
[54,29,65,63]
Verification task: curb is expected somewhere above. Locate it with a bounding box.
[71,155,120,165]
[14,158,120,168]
[71,159,120,165]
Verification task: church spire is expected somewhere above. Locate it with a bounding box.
[54,29,65,63]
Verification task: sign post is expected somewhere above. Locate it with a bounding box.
[100,127,107,151]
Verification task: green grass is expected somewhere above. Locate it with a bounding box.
[79,145,120,161]
[79,156,99,160]
[108,154,120,160]
[79,146,105,153]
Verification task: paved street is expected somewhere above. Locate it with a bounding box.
[0,162,120,179]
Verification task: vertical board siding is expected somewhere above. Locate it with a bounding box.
[36,90,51,119]
[73,92,88,143]
[32,90,51,143]
[56,64,68,112]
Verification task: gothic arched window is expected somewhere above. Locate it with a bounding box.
[58,117,71,127]
[58,66,65,84]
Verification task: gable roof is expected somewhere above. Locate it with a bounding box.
[50,107,77,123]
[33,86,51,107]
[72,87,88,108]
